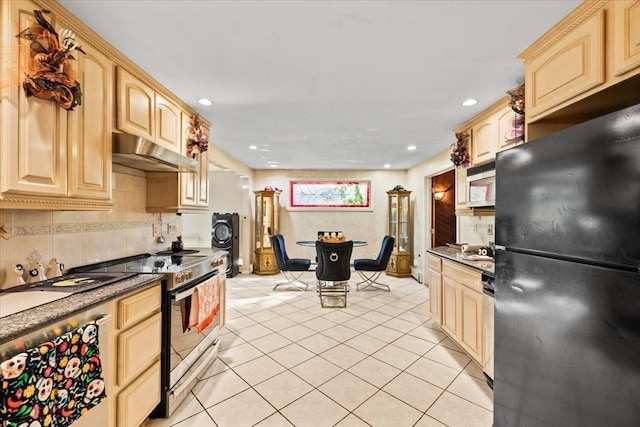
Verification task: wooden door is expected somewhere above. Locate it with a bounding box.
[431,170,456,247]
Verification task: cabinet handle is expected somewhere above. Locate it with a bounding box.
[96,314,113,326]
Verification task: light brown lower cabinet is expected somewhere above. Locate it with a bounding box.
[430,256,484,365]
[427,254,443,324]
[106,282,162,427]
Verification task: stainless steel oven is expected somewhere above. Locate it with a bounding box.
[70,251,224,418]
[162,268,221,417]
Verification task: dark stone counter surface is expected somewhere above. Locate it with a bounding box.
[427,246,495,275]
[0,273,164,343]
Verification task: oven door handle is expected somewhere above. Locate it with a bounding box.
[173,286,195,301]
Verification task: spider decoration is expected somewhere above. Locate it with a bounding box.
[15,9,85,110]
[185,113,209,158]
[450,132,470,168]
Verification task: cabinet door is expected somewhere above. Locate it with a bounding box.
[459,286,483,363]
[1,2,67,197]
[526,10,605,119]
[179,112,198,206]
[116,312,161,386]
[68,40,113,200]
[455,167,468,211]
[471,118,496,165]
[428,268,442,324]
[496,107,523,152]
[116,67,154,140]
[155,93,181,152]
[614,0,640,77]
[197,149,210,206]
[116,361,161,427]
[441,276,460,339]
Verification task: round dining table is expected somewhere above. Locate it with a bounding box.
[296,240,367,247]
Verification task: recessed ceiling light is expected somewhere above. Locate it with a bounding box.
[462,98,478,107]
[384,164,391,168]
[270,164,278,168]
[249,145,257,150]
[407,145,417,151]
[197,98,213,106]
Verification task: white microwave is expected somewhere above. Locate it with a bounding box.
[466,161,495,207]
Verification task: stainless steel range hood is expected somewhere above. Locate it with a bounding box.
[112,133,199,172]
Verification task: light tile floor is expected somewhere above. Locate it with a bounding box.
[143,273,493,427]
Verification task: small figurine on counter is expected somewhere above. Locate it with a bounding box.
[26,260,47,283]
[46,258,64,278]
[1,264,26,290]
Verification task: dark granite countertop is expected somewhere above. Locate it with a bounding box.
[0,273,164,343]
[427,246,494,275]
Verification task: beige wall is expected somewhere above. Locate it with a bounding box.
[0,153,494,286]
[406,147,454,281]
[0,167,184,286]
[251,169,407,265]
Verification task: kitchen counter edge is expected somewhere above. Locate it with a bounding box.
[0,273,164,343]
[427,246,495,275]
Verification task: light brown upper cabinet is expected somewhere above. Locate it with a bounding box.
[179,112,210,209]
[455,167,469,214]
[614,0,640,77]
[0,1,112,210]
[470,118,495,166]
[68,39,113,201]
[116,67,182,153]
[155,93,182,152]
[116,67,155,140]
[523,9,605,120]
[520,1,640,124]
[146,113,210,213]
[457,96,523,168]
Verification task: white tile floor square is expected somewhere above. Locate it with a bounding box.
[143,273,493,427]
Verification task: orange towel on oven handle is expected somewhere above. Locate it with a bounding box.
[187,275,220,333]
[188,292,199,330]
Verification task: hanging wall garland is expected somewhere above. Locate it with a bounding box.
[185,113,209,158]
[450,132,470,168]
[507,83,525,115]
[15,9,84,110]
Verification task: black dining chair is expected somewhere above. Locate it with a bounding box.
[315,240,353,308]
[270,234,311,291]
[353,235,395,291]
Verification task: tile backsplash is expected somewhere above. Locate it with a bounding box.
[458,215,495,246]
[0,168,182,287]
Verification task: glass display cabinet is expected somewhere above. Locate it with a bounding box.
[387,188,412,277]
[253,189,281,275]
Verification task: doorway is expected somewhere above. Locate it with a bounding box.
[431,170,456,247]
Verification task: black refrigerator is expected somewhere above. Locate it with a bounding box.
[494,104,640,427]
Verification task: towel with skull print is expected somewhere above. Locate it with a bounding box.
[0,323,106,427]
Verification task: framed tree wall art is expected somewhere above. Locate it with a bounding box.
[289,180,372,210]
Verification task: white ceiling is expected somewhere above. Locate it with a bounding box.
[60,0,580,171]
